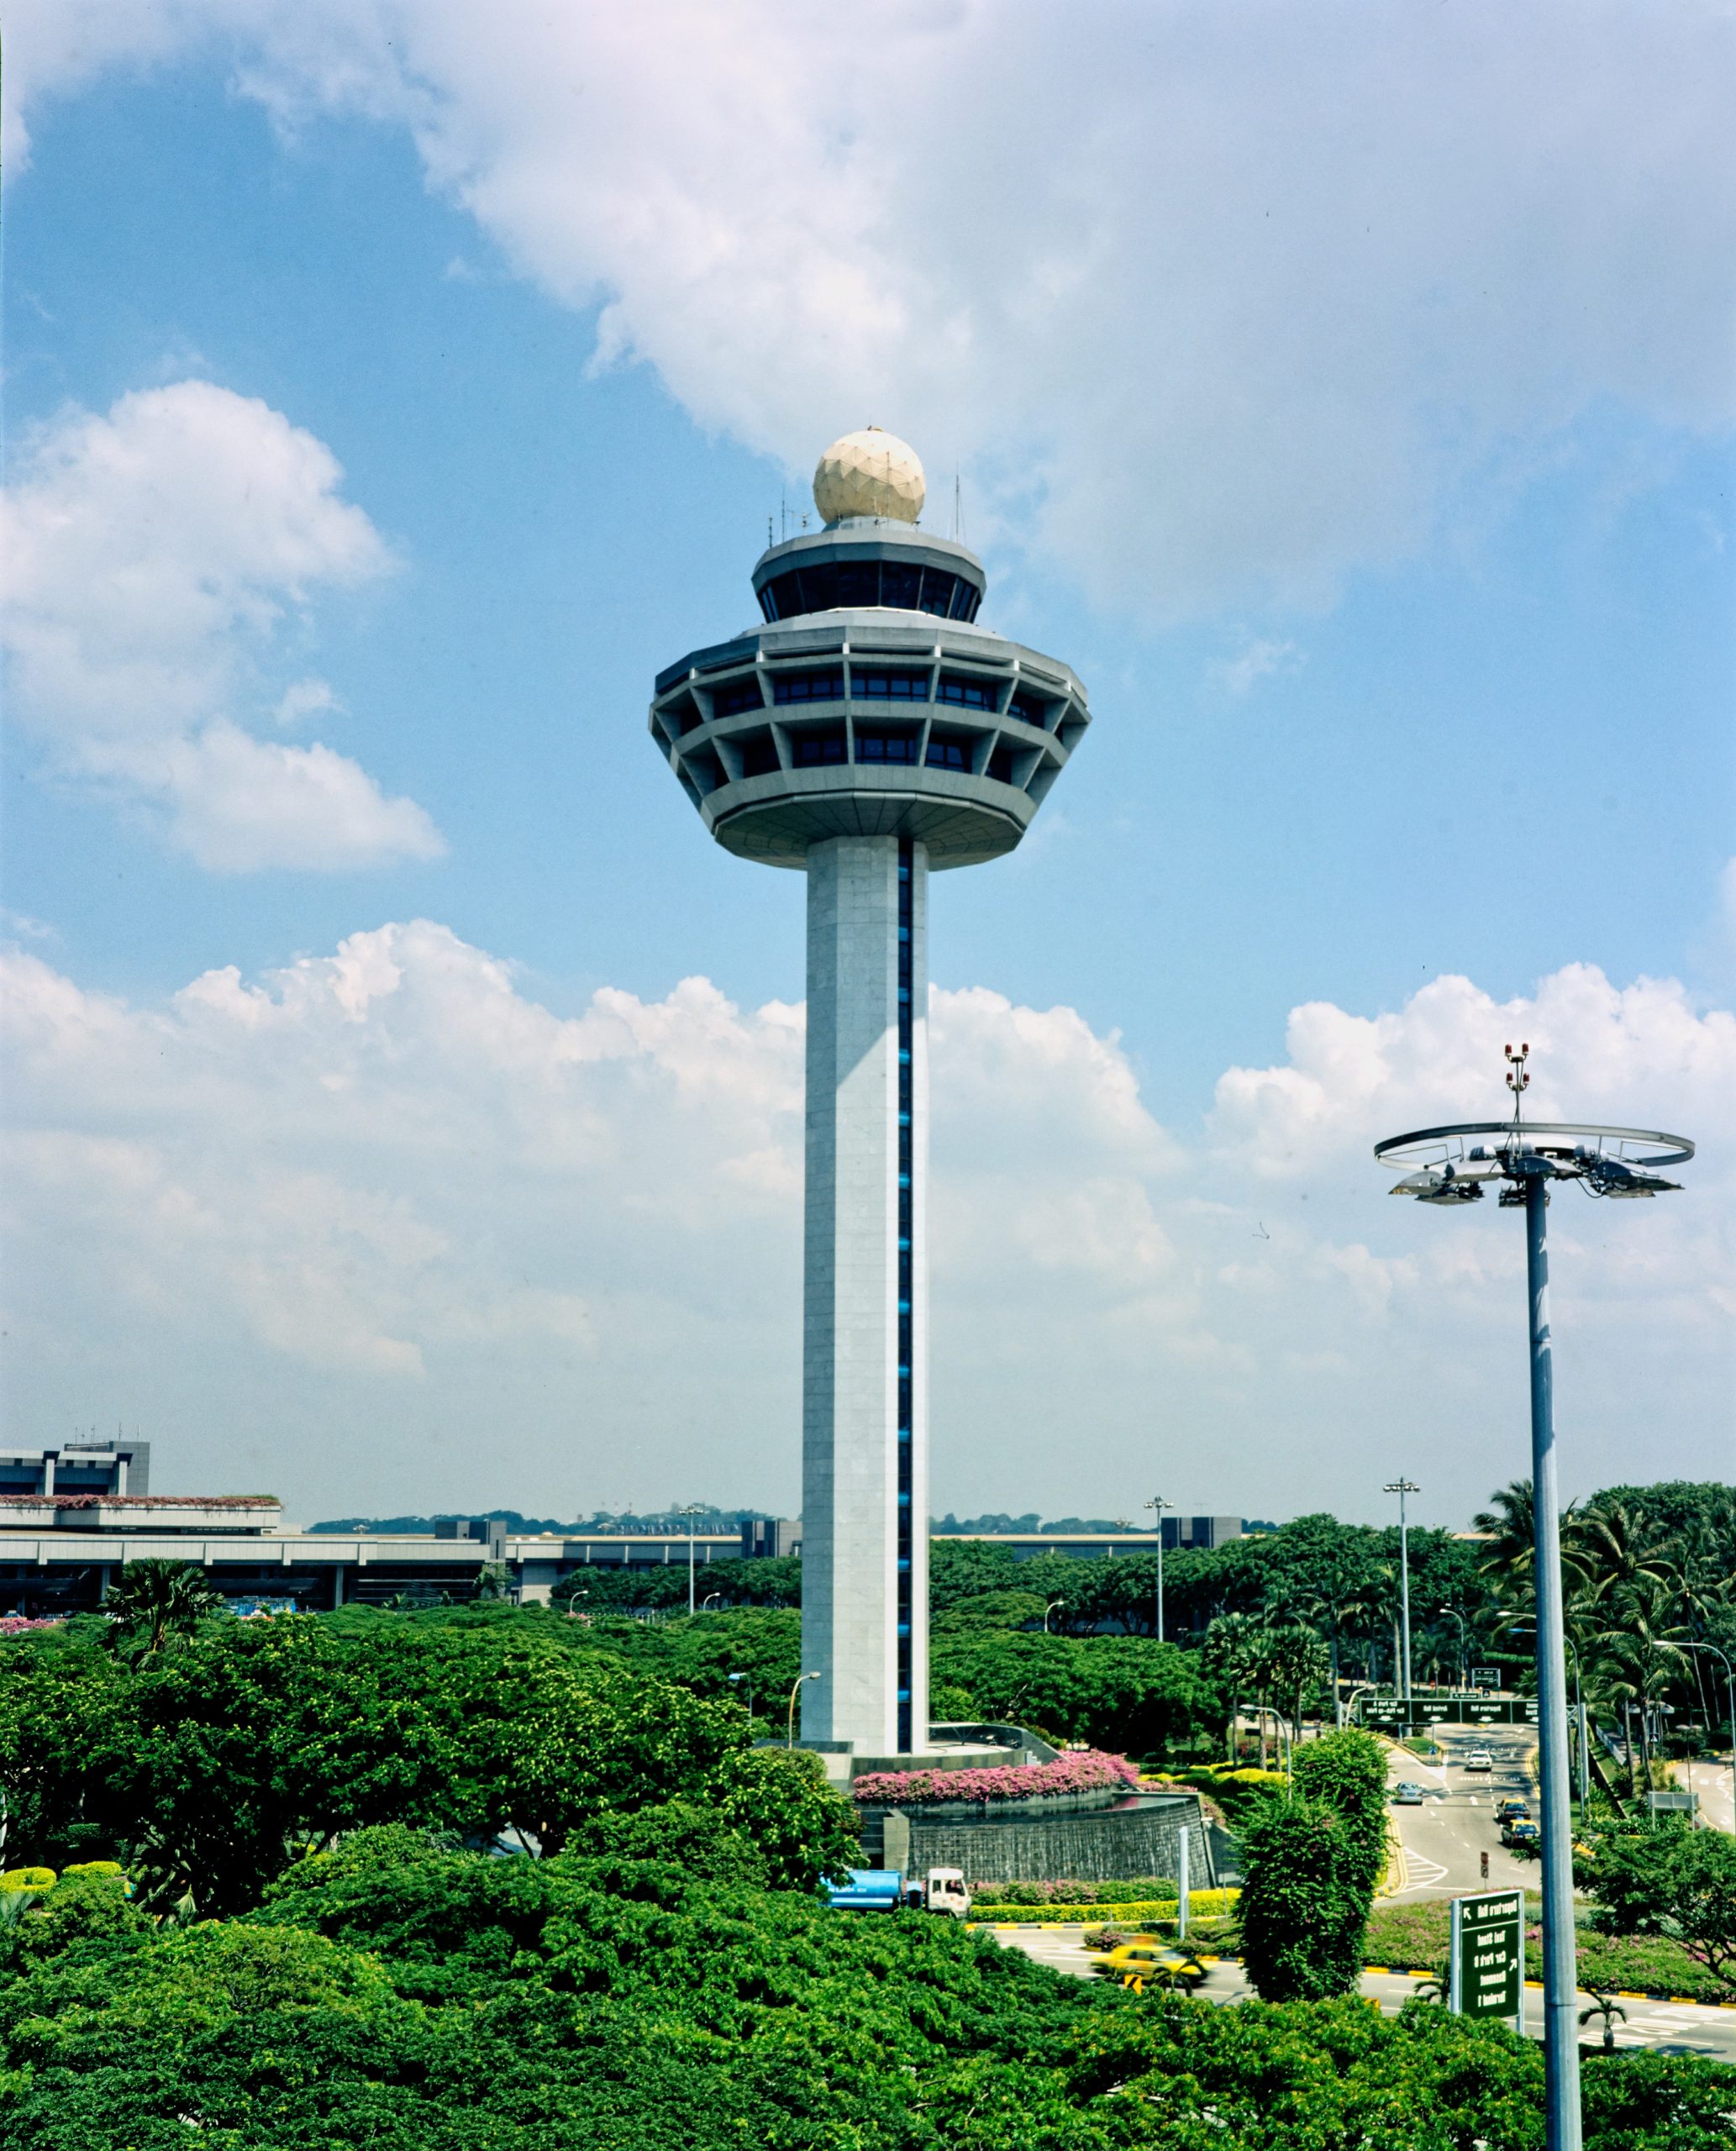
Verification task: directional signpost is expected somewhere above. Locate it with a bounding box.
[1361,1697,1538,1733]
[1450,1890,1525,2028]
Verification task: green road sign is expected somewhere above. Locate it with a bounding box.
[1361,1696,1538,1733]
[1450,1890,1524,2022]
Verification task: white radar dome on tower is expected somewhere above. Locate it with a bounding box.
[813,427,924,526]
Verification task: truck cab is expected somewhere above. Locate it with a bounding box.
[922,1868,971,1918]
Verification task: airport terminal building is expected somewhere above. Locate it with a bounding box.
[0,1443,1245,1617]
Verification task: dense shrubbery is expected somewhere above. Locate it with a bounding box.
[0,1833,1730,2147]
[929,1633,1218,1756]
[3,1596,1733,2147]
[1577,1817,1736,1996]
[0,1607,856,1909]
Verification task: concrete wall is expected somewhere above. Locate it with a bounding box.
[802,835,928,1752]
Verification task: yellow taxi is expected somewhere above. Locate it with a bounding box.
[1091,1938,1208,1994]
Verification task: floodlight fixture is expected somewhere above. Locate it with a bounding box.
[1375,1046,1693,2151]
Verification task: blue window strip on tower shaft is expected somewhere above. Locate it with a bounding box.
[897,839,915,1752]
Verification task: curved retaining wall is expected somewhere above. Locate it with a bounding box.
[862,1791,1214,1887]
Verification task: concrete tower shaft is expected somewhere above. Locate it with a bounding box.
[802,835,928,1753]
[649,434,1088,1756]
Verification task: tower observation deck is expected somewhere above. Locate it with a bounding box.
[650,428,1091,1755]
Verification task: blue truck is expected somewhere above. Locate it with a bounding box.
[822,1867,971,1917]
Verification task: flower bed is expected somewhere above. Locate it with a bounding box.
[852,1748,1139,1807]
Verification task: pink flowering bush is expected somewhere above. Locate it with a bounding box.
[851,1748,1139,1806]
[0,1617,63,1638]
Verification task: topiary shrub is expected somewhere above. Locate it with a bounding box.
[1236,1728,1388,2002]
[0,1867,57,1891]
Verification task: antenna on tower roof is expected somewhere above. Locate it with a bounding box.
[953,465,964,544]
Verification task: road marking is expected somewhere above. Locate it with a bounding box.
[1394,1849,1448,1891]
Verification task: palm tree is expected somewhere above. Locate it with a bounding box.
[1591,1575,1691,1797]
[1295,1561,1386,1723]
[1573,1501,1676,1608]
[1473,1480,1538,1607]
[1203,1612,1265,1763]
[102,1559,225,1657]
[1579,1993,1627,2051]
[1260,1625,1331,1743]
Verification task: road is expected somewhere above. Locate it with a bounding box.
[985,1923,1736,2064]
[1381,1723,1539,1899]
[1684,1758,1734,1834]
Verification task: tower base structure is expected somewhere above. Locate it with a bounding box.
[801,834,928,1753]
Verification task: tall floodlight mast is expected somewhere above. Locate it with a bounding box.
[1383,1477,1419,1707]
[650,429,1091,1756]
[1376,1049,1693,2151]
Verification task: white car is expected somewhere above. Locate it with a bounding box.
[1463,1749,1494,1772]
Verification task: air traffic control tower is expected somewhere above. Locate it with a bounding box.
[650,429,1091,1756]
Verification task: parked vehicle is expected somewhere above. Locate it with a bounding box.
[1092,1940,1207,1994]
[1463,1749,1494,1773]
[823,1868,972,1917]
[1391,1781,1426,1806]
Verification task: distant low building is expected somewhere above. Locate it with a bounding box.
[939,1516,1244,1559]
[0,1438,150,1497]
[741,1517,802,1559]
[0,1470,1244,1617]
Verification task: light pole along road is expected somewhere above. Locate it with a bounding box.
[1376,1044,1694,2151]
[1144,1496,1174,1644]
[1384,1478,1418,1709]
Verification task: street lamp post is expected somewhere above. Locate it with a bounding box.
[1144,1496,1175,1644]
[1376,1044,1693,2151]
[1385,1479,1419,1712]
[1251,1704,1291,1791]
[787,1670,821,1748]
[676,1503,707,1616]
[1044,1599,1065,1634]
[1436,1607,1469,1694]
[728,1671,753,1731]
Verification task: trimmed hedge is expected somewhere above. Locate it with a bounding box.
[0,1868,56,1891]
[1144,1765,1288,1823]
[970,1877,1175,1906]
[970,1888,1242,1925]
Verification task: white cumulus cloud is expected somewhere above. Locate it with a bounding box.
[0,381,443,871]
[5,1,1732,617]
[3,923,1728,1522]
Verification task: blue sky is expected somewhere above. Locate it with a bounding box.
[3,6,1732,1528]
